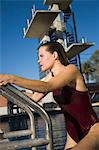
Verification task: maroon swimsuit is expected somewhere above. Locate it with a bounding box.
[53,85,98,143]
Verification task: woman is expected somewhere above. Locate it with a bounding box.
[0,41,98,149]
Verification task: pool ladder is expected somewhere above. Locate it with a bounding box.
[0,84,53,150]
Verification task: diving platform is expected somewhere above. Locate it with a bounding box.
[66,42,95,59]
[44,0,72,11]
[24,10,60,38]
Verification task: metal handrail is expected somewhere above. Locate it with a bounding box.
[0,89,36,150]
[0,84,53,150]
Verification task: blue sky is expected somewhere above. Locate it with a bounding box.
[0,0,99,80]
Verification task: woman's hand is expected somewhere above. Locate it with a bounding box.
[0,74,14,86]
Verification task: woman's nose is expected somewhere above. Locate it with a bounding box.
[38,59,40,64]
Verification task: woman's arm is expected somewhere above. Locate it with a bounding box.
[23,91,44,102]
[0,65,78,93]
[0,74,49,93]
[24,75,49,102]
[23,73,52,102]
[32,73,54,102]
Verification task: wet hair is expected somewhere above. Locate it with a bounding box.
[38,41,69,66]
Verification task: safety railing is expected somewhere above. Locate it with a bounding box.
[87,82,99,103]
[0,84,53,150]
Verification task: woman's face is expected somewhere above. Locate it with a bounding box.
[38,46,55,72]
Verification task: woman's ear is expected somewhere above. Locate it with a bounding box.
[53,51,59,60]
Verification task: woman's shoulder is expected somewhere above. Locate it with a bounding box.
[64,64,78,73]
[63,64,82,82]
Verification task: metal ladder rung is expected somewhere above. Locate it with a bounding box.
[3,129,33,138]
[0,138,49,150]
[0,84,54,150]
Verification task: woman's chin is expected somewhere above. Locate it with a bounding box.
[41,68,48,72]
[40,66,50,72]
[40,68,45,72]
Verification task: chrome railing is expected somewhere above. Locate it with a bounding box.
[0,84,53,150]
[87,82,99,103]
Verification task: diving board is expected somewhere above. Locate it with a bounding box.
[24,10,60,38]
[66,43,95,59]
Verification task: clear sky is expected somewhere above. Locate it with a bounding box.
[0,0,99,80]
